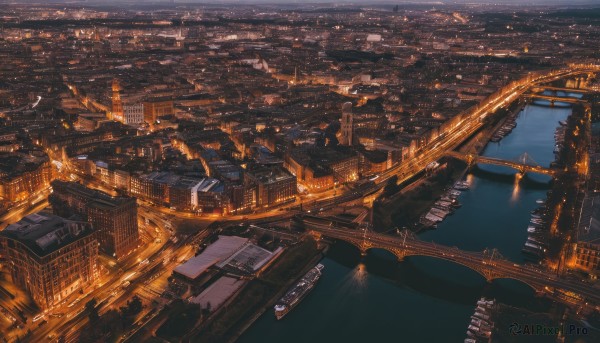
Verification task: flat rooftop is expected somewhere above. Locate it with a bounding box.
[173,235,248,280]
[0,213,94,257]
[578,195,600,245]
[189,276,246,312]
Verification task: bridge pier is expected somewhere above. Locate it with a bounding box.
[516,170,525,180]
[393,251,407,262]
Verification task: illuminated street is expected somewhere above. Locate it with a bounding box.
[1,3,600,343]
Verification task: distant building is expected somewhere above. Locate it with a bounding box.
[0,152,53,203]
[76,113,110,132]
[358,149,388,176]
[143,98,174,124]
[122,103,144,125]
[228,184,254,214]
[574,196,600,272]
[0,213,98,310]
[111,79,123,122]
[130,171,178,205]
[244,166,297,208]
[131,172,224,212]
[285,146,358,190]
[340,102,354,146]
[50,180,139,259]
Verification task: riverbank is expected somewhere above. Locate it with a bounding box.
[373,158,466,231]
[544,102,591,268]
[373,101,524,232]
[239,97,576,343]
[191,238,323,343]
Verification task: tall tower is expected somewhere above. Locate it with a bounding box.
[340,102,353,146]
[111,79,123,122]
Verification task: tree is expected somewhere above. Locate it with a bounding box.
[121,295,143,317]
[85,298,99,322]
[383,175,399,196]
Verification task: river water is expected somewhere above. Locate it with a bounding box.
[239,101,572,343]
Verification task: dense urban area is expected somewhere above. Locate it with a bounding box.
[0,2,600,343]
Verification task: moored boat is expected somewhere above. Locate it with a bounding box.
[274,264,324,320]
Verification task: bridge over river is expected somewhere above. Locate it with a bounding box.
[446,151,560,177]
[301,216,600,306]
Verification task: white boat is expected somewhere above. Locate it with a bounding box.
[429,207,450,218]
[468,325,479,333]
[436,200,454,208]
[450,190,462,197]
[425,212,444,223]
[524,242,542,250]
[536,199,545,204]
[454,182,469,190]
[474,312,490,321]
[527,237,546,246]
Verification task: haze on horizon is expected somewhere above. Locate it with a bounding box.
[1,0,600,6]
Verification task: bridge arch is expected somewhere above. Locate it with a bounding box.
[362,247,402,261]
[317,235,493,281]
[395,251,492,280]
[486,276,543,294]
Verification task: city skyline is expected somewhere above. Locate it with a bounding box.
[0,2,599,343]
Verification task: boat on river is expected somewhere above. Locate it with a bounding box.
[274,264,324,320]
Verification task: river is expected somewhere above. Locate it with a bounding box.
[239,99,573,343]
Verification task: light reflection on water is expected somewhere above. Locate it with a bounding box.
[510,173,522,204]
[465,173,475,188]
[239,101,573,343]
[347,262,368,290]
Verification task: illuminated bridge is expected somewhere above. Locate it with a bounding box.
[446,151,559,177]
[523,93,587,105]
[302,217,600,305]
[531,86,592,94]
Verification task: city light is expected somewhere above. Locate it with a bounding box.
[0,4,598,343]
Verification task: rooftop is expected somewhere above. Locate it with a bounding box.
[247,166,295,185]
[51,180,135,210]
[173,235,248,280]
[0,213,94,257]
[578,195,600,245]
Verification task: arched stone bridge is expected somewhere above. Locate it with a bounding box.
[302,217,600,305]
